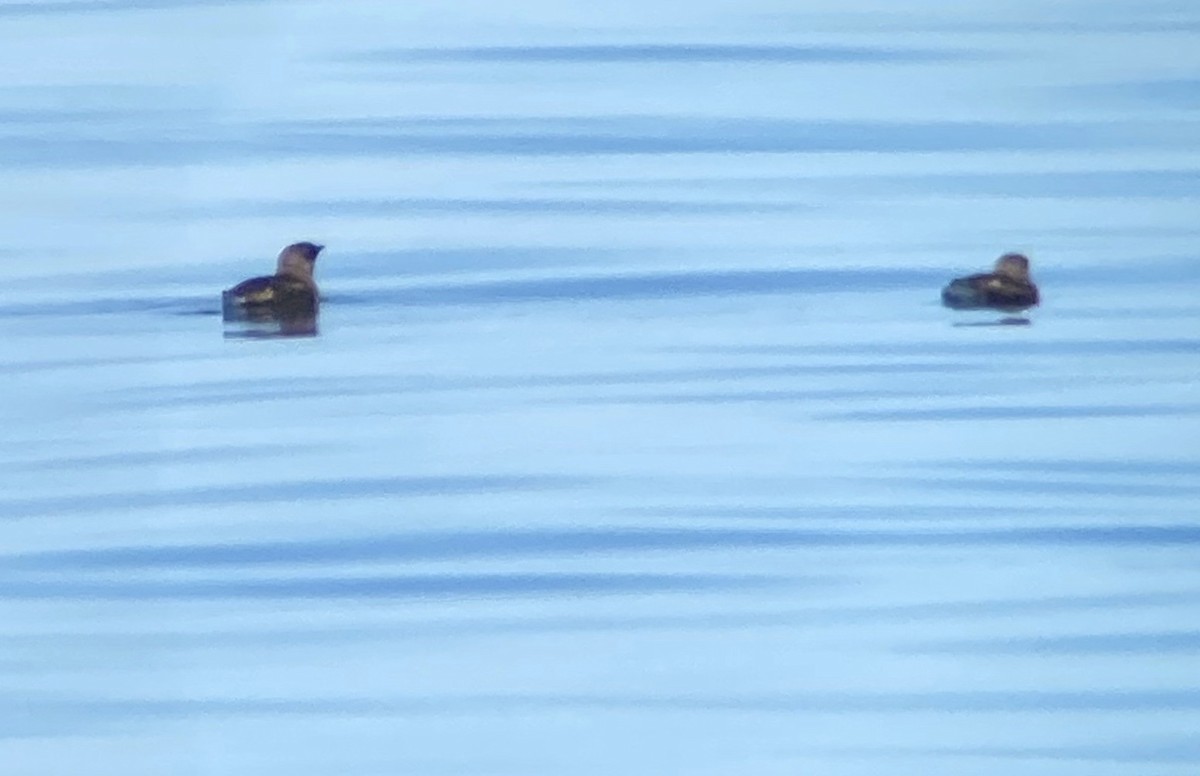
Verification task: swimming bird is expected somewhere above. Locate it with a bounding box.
[941,253,1039,311]
[223,242,323,319]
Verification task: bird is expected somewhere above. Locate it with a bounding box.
[941,253,1039,311]
[222,242,323,320]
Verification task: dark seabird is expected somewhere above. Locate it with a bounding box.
[941,253,1039,311]
[223,242,323,319]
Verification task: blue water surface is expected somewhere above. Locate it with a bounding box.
[1,1,1198,774]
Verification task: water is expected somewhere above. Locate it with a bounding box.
[2,1,1199,773]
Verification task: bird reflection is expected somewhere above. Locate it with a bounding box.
[951,316,1031,328]
[222,309,318,339]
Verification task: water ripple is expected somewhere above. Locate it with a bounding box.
[825,403,1200,421]
[6,688,1200,718]
[344,43,977,65]
[0,572,771,601]
[1,475,588,519]
[7,525,1199,572]
[911,631,1200,655]
[6,117,1196,168]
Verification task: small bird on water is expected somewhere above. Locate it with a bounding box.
[941,253,1039,311]
[222,242,323,319]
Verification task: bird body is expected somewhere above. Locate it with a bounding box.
[223,242,323,319]
[941,253,1039,311]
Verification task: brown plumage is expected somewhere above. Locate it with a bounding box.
[941,253,1039,311]
[223,242,323,319]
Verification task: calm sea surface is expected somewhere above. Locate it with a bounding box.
[2,1,1199,774]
